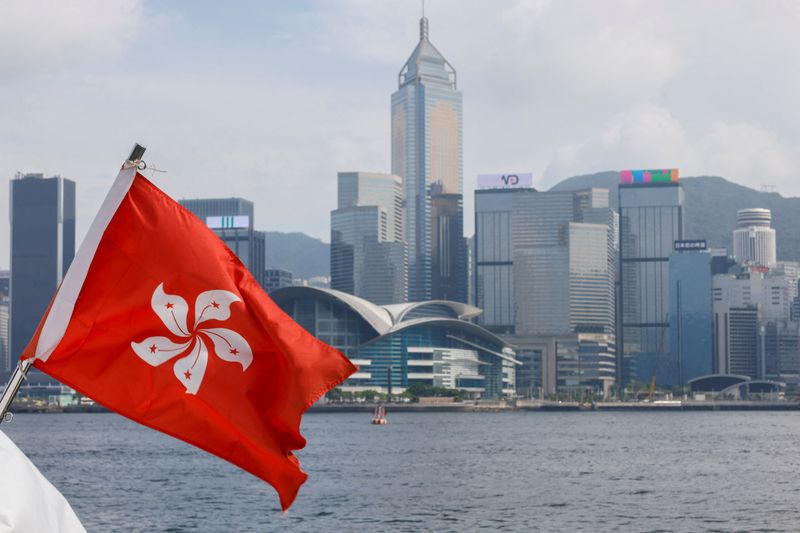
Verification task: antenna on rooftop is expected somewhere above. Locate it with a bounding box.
[419,1,429,41]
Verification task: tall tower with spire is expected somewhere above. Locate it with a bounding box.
[391,15,466,302]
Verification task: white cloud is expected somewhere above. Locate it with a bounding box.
[2,0,800,267]
[543,103,690,183]
[0,0,143,76]
[700,121,796,189]
[542,103,800,195]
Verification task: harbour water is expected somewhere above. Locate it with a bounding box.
[4,411,800,532]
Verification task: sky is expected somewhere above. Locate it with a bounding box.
[2,0,800,269]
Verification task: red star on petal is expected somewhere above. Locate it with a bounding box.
[184,370,192,380]
[229,348,239,355]
[211,301,220,309]
[165,302,174,309]
[149,344,157,354]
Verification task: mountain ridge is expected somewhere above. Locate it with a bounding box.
[550,172,800,262]
[264,173,800,281]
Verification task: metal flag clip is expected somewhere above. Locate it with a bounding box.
[124,143,147,171]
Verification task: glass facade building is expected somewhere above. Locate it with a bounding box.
[512,188,614,337]
[727,307,759,377]
[476,186,617,394]
[568,223,615,333]
[330,172,407,304]
[10,173,75,385]
[361,241,408,305]
[431,191,467,302]
[337,172,404,242]
[271,286,518,398]
[474,189,516,333]
[179,197,265,288]
[667,249,714,386]
[331,206,383,295]
[618,182,684,385]
[392,17,465,302]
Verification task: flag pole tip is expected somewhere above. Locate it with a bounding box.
[127,143,146,163]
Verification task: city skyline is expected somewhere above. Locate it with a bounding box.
[3,1,800,270]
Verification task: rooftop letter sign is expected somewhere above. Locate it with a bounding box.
[620,169,679,184]
[477,173,533,189]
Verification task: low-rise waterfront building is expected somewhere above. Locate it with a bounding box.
[271,286,519,398]
[503,332,616,398]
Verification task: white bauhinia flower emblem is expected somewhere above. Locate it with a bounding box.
[131,283,253,394]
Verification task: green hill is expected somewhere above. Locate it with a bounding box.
[550,172,800,261]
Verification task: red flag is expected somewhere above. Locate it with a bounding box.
[21,164,356,510]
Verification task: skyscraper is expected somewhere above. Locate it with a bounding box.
[513,190,615,337]
[337,172,404,242]
[668,243,714,386]
[179,197,266,288]
[330,172,407,304]
[475,182,618,395]
[475,185,617,336]
[618,169,684,385]
[10,173,75,384]
[392,16,465,302]
[474,188,517,332]
[732,208,777,268]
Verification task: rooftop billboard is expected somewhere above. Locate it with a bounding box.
[206,215,250,229]
[674,239,707,252]
[477,173,533,189]
[620,169,679,185]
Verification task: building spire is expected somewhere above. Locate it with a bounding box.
[420,0,428,41]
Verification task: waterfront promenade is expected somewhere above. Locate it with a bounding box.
[9,398,797,414]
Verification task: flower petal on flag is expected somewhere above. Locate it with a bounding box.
[131,336,191,366]
[200,327,253,370]
[151,283,190,338]
[173,338,208,395]
[194,289,241,327]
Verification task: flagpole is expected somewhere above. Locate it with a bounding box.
[0,359,32,422]
[0,143,146,424]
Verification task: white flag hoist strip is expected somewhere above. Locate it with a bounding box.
[0,144,147,533]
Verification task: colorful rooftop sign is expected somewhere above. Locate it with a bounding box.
[620,169,679,184]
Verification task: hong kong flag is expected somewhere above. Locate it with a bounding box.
[21,158,356,511]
